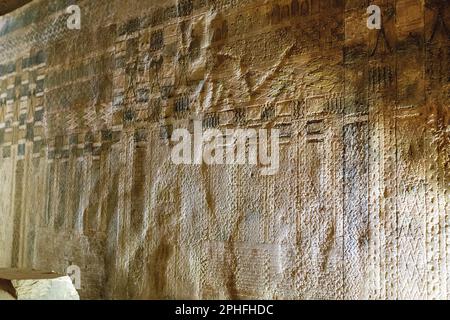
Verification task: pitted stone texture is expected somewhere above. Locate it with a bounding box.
[0,0,449,299]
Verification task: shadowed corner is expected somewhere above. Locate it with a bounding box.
[0,0,32,16]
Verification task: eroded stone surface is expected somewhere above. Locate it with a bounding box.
[0,0,448,299]
[12,277,79,300]
[0,269,79,300]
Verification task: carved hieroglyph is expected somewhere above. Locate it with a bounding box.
[0,0,448,299]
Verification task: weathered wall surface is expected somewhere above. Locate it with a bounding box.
[0,0,448,299]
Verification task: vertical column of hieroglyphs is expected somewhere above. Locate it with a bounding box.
[200,0,254,299]
[398,0,435,300]
[288,0,343,299]
[394,0,428,299]
[371,2,398,300]
[0,52,20,267]
[88,0,117,299]
[121,12,149,299]
[106,2,131,299]
[321,0,346,300]
[232,0,276,299]
[395,114,427,300]
[4,54,21,268]
[262,0,302,298]
[424,0,449,299]
[102,26,125,296]
[365,0,384,299]
[342,0,370,299]
[21,47,48,269]
[167,2,200,299]
[105,3,142,298]
[177,0,227,299]
[143,2,182,299]
[0,24,18,266]
[368,0,398,299]
[157,0,198,299]
[172,1,202,299]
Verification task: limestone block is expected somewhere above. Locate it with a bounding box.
[12,277,80,300]
[0,269,80,300]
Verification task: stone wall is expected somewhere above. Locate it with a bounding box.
[0,0,448,299]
